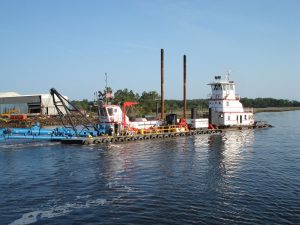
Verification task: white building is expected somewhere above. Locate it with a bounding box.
[208,75,254,127]
[0,92,68,116]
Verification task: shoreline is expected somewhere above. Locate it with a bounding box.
[254,107,300,113]
[1,107,300,128]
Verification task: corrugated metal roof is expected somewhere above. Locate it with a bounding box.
[0,95,41,104]
[0,92,21,97]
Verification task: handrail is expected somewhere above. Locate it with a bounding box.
[122,124,189,135]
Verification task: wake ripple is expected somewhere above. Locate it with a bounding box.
[9,197,107,225]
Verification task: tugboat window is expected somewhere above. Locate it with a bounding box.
[107,108,113,116]
[99,108,106,116]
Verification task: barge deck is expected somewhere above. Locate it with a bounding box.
[61,123,272,145]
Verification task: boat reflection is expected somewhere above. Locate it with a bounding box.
[194,130,255,193]
[92,130,255,197]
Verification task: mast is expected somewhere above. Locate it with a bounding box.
[161,49,165,120]
[183,55,187,119]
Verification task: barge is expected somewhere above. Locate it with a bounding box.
[61,74,271,145]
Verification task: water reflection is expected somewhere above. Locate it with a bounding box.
[196,130,255,193]
[98,131,255,195]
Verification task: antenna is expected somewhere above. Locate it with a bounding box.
[105,73,108,104]
[226,70,231,81]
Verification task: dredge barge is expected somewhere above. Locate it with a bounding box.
[0,75,271,145]
[0,51,272,144]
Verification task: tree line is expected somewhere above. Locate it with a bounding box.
[240,97,300,108]
[71,88,300,117]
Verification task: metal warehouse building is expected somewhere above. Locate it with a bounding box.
[0,92,68,116]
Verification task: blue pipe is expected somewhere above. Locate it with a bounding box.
[3,135,69,140]
[0,124,104,142]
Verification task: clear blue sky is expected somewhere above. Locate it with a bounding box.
[1,0,299,101]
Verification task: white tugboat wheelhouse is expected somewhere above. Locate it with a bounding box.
[208,74,254,127]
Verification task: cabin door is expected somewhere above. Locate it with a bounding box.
[209,108,212,124]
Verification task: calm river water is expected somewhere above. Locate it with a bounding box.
[0,111,300,224]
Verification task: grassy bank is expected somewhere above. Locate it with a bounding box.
[254,107,300,113]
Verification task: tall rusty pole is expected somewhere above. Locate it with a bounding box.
[183,55,187,119]
[161,49,165,120]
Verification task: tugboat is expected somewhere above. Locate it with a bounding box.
[97,102,163,136]
[208,74,254,128]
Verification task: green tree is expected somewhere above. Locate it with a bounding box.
[71,99,89,111]
[241,97,300,108]
[139,91,160,116]
[113,88,140,104]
